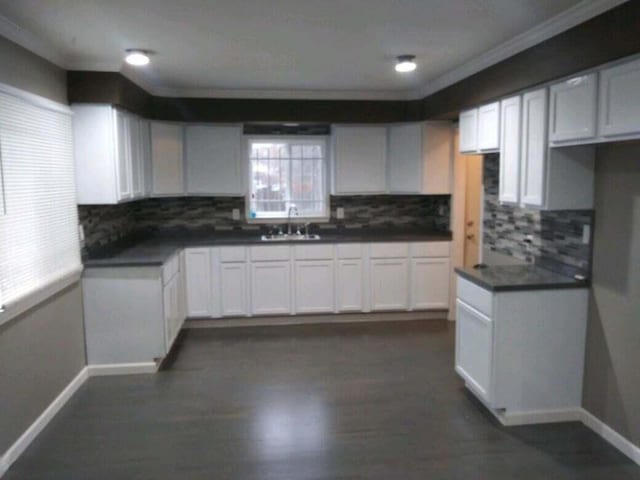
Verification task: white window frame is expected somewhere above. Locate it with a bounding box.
[245,135,330,223]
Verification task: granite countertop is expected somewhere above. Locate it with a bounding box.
[84,228,453,268]
[455,265,589,292]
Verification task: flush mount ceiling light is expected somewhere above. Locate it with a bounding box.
[125,49,150,66]
[395,55,417,73]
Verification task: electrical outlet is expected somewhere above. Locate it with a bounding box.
[582,224,591,244]
[336,207,345,219]
[232,208,240,221]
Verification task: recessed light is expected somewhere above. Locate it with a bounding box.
[395,55,417,73]
[125,49,150,66]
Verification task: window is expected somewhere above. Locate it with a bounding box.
[248,137,328,220]
[0,84,81,322]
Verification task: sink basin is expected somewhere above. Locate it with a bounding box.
[261,234,321,242]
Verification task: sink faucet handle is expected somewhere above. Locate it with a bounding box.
[304,222,311,236]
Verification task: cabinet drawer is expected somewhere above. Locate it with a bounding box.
[250,245,291,261]
[457,276,493,317]
[162,253,180,285]
[369,242,409,259]
[294,244,334,260]
[337,243,363,259]
[219,246,246,263]
[410,241,450,258]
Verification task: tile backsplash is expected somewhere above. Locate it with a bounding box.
[79,195,450,251]
[483,154,593,277]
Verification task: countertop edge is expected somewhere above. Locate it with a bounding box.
[454,267,590,292]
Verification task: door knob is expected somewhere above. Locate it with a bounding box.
[466,234,475,240]
[467,221,474,226]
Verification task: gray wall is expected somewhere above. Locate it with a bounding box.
[582,142,640,446]
[0,36,86,455]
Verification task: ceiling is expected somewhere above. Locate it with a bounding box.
[0,0,625,99]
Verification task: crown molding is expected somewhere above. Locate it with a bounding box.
[408,0,629,99]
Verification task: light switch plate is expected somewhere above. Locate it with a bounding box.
[232,208,240,220]
[336,207,344,219]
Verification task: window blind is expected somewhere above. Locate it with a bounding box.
[0,87,81,315]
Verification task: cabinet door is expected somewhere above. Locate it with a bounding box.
[477,102,500,152]
[251,261,291,315]
[184,248,212,317]
[455,300,493,404]
[459,109,478,153]
[520,89,548,207]
[387,123,422,193]
[549,73,597,143]
[598,58,640,137]
[139,120,153,196]
[186,125,243,194]
[114,110,133,201]
[370,259,409,311]
[499,96,521,204]
[411,258,450,310]
[163,274,180,352]
[220,263,248,317]
[151,122,184,195]
[129,116,145,198]
[336,259,364,312]
[294,260,335,313]
[333,125,386,194]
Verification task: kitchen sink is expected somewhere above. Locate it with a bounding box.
[261,234,321,242]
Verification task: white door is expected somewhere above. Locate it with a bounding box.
[251,262,291,315]
[411,258,450,310]
[387,123,422,193]
[499,96,521,204]
[185,125,243,194]
[598,57,640,137]
[220,263,248,317]
[184,248,212,317]
[455,300,493,404]
[129,115,145,198]
[333,125,387,194]
[477,102,500,152]
[370,259,409,311]
[151,122,184,195]
[459,109,478,153]
[114,110,132,201]
[294,260,335,313]
[520,88,548,207]
[336,259,364,312]
[549,73,597,143]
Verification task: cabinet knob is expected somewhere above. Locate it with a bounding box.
[466,234,475,240]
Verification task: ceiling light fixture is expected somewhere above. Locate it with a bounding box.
[395,55,417,73]
[125,49,150,66]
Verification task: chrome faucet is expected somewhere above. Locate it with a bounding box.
[287,205,298,235]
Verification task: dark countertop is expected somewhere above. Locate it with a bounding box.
[455,265,589,292]
[84,229,453,268]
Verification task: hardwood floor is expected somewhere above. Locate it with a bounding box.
[5,320,640,479]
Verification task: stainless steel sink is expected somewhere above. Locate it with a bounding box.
[261,234,321,242]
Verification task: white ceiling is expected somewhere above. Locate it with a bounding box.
[0,0,626,99]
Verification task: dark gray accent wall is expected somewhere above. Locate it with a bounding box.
[482,154,593,277]
[582,142,640,447]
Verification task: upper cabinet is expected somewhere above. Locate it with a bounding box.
[185,124,244,195]
[459,102,499,154]
[332,125,387,194]
[498,96,521,204]
[72,104,147,205]
[548,73,597,144]
[151,122,184,196]
[598,57,640,138]
[520,89,548,207]
[387,122,452,195]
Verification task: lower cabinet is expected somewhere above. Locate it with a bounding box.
[336,259,364,312]
[163,271,181,349]
[219,262,248,317]
[251,261,291,315]
[184,248,212,317]
[370,258,409,311]
[294,260,335,313]
[411,258,450,309]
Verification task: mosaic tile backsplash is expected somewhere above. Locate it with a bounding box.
[79,195,451,251]
[483,154,593,277]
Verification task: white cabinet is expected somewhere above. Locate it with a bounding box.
[139,120,153,196]
[114,110,133,200]
[520,89,548,207]
[184,248,212,317]
[370,259,409,311]
[411,258,451,310]
[219,262,248,317]
[549,73,597,144]
[598,57,640,138]
[498,96,521,204]
[332,125,387,194]
[163,268,181,350]
[336,259,364,312]
[251,262,291,315]
[459,109,478,153]
[294,260,335,313]
[151,122,184,195]
[129,116,145,198]
[185,124,244,195]
[387,122,452,195]
[477,102,500,152]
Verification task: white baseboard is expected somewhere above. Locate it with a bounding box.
[579,408,640,466]
[87,362,158,376]
[496,408,583,426]
[0,366,89,477]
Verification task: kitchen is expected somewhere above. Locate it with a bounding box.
[0,1,639,478]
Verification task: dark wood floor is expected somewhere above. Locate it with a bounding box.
[5,320,640,479]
